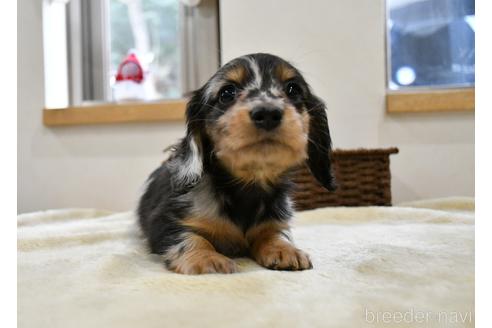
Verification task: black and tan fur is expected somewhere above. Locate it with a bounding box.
[138,53,335,274]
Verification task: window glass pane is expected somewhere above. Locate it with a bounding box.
[110,0,180,101]
[387,0,475,90]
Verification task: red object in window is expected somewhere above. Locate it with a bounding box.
[115,53,144,84]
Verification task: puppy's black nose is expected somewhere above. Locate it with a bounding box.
[249,106,283,131]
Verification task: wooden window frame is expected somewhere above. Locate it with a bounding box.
[386,88,475,113]
[43,100,186,126]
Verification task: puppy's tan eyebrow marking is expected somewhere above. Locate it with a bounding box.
[276,64,297,82]
[225,65,247,84]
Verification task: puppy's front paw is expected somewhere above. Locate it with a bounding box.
[254,242,313,271]
[173,250,238,275]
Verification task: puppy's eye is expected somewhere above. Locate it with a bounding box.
[219,85,237,104]
[285,82,303,99]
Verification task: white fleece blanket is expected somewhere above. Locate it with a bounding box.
[18,198,474,328]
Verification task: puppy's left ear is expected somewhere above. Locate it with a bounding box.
[305,95,336,191]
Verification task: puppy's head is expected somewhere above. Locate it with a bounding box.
[184,53,335,190]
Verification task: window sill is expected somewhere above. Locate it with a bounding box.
[386,88,474,113]
[43,99,187,126]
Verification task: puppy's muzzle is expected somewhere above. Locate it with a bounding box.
[249,106,283,131]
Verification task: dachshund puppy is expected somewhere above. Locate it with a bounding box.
[138,53,335,274]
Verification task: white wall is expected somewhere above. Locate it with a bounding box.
[18,0,474,213]
[220,0,474,203]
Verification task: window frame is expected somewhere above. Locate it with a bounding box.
[43,0,219,127]
[384,0,475,113]
[67,0,111,105]
[43,99,186,126]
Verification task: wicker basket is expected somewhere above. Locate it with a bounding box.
[291,148,399,210]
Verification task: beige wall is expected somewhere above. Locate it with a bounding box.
[220,0,474,203]
[18,0,474,213]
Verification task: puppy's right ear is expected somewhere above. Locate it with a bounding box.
[174,88,206,186]
[185,87,207,137]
